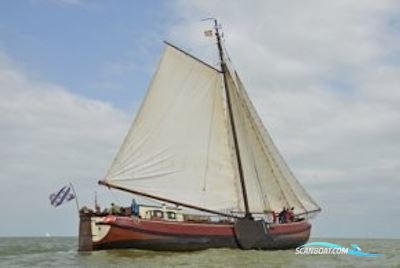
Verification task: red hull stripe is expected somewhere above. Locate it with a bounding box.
[99,222,234,238]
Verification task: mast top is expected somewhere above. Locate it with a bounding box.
[201,18,224,51]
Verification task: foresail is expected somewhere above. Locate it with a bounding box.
[226,65,320,216]
[104,44,242,211]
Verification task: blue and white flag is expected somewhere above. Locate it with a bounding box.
[49,185,75,207]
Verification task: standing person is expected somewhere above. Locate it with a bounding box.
[131,199,139,216]
[286,207,294,222]
[284,207,291,223]
[272,210,277,224]
[278,207,286,223]
[288,207,295,222]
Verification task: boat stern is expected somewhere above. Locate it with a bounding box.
[78,211,112,251]
[78,212,93,251]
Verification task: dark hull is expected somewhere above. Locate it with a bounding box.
[79,214,311,251]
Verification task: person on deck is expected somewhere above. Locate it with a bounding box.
[284,207,291,223]
[278,207,286,224]
[131,199,139,216]
[272,210,277,224]
[110,203,122,215]
[288,207,295,222]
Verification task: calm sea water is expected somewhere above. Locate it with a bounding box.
[0,237,398,267]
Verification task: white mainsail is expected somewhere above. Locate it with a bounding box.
[103,42,320,216]
[104,44,242,211]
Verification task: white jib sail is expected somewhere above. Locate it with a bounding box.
[226,65,320,215]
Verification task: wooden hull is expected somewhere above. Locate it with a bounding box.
[79,214,311,251]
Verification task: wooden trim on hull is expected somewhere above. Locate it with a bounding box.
[79,214,311,251]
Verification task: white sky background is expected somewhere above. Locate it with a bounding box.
[0,52,132,236]
[0,0,399,238]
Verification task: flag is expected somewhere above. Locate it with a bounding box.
[204,29,213,37]
[49,185,75,207]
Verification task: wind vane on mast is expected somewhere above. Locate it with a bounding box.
[201,17,218,37]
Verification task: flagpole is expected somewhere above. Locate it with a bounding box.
[69,182,80,213]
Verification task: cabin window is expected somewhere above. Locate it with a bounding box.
[166,211,176,220]
[152,210,164,218]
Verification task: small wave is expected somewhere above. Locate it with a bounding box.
[0,237,76,258]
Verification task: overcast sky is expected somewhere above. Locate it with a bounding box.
[0,0,399,238]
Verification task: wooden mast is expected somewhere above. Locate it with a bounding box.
[213,19,251,219]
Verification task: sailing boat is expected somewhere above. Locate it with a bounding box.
[78,20,321,251]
